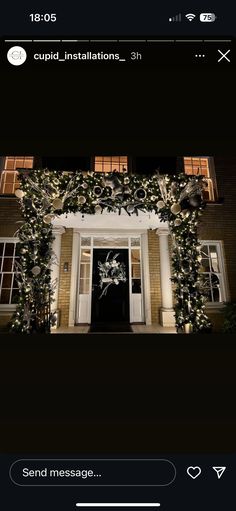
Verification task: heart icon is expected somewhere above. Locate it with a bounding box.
[187,466,201,479]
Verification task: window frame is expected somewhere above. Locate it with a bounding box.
[0,156,34,195]
[199,240,229,307]
[183,156,218,202]
[93,156,128,173]
[0,237,19,310]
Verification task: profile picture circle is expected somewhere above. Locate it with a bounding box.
[7,46,27,66]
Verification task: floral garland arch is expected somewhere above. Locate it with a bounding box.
[11,169,212,334]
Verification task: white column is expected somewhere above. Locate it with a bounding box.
[69,229,80,326]
[51,226,65,313]
[156,228,175,327]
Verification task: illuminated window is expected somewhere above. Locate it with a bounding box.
[0,156,34,194]
[79,249,91,294]
[184,157,217,201]
[199,242,227,303]
[0,240,19,305]
[94,156,128,173]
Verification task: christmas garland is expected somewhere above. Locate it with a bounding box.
[11,169,212,334]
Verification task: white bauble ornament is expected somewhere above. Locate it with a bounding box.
[15,189,25,199]
[127,205,135,214]
[157,200,165,209]
[31,266,41,276]
[82,182,88,189]
[170,203,181,215]
[52,198,63,210]
[78,196,86,205]
[94,204,102,214]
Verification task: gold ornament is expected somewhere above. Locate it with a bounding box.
[78,196,86,205]
[52,198,63,210]
[170,203,181,215]
[174,218,182,226]
[157,200,165,209]
[43,214,54,224]
[31,266,41,276]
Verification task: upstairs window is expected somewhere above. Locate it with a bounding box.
[184,157,217,201]
[94,156,128,173]
[0,156,34,194]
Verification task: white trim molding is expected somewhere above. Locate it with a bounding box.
[51,226,65,312]
[69,229,80,326]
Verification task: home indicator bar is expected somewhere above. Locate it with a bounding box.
[75,505,161,508]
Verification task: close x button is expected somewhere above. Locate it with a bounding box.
[217,49,231,62]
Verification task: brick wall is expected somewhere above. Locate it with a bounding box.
[147,230,162,323]
[198,158,236,301]
[57,228,73,326]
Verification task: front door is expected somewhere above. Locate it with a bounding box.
[91,248,129,323]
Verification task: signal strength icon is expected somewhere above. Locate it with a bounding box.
[185,13,196,21]
[169,13,182,22]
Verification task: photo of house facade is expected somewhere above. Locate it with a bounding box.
[0,155,235,333]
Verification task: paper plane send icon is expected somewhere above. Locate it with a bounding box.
[212,467,226,479]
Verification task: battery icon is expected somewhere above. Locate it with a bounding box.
[200,13,216,22]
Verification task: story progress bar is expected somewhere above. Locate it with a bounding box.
[4,39,232,43]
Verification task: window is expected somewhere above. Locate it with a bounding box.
[94,156,128,173]
[131,248,142,294]
[79,249,91,294]
[184,157,217,201]
[0,156,34,194]
[199,242,227,304]
[0,240,19,305]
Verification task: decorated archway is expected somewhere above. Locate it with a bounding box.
[11,169,212,334]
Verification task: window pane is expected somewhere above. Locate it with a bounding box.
[80,250,91,262]
[209,246,219,272]
[131,249,140,263]
[11,289,19,304]
[4,243,14,256]
[79,279,90,294]
[0,288,10,303]
[5,158,15,169]
[2,273,13,288]
[81,237,91,246]
[0,244,3,256]
[80,264,90,278]
[211,274,220,302]
[3,184,14,194]
[132,265,141,278]
[131,238,140,246]
[93,237,128,247]
[13,275,19,288]
[132,279,141,293]
[2,258,13,272]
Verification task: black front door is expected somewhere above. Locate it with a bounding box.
[91,249,129,323]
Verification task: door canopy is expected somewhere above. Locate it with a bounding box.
[12,169,212,334]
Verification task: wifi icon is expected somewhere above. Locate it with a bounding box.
[185,13,196,21]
